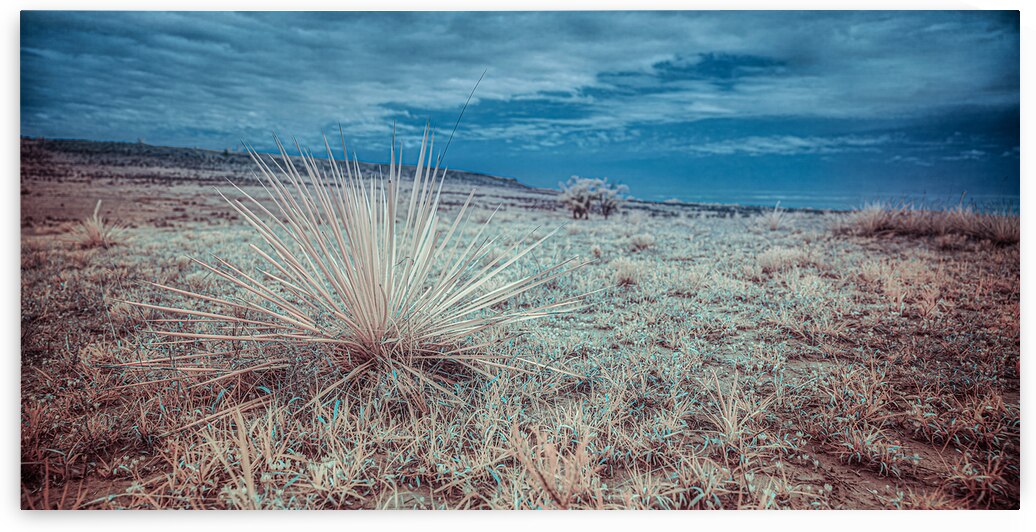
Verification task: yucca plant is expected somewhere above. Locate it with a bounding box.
[129,127,586,403]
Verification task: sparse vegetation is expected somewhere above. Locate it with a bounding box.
[21,138,1020,509]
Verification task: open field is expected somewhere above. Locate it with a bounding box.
[20,139,1019,509]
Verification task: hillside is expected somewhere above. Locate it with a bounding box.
[20,137,532,191]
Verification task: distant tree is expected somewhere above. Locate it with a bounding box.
[558,176,630,220]
[559,176,596,219]
[596,178,629,219]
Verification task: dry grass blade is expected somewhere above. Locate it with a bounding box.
[130,125,586,402]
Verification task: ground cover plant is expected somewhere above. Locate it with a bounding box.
[20,136,1020,509]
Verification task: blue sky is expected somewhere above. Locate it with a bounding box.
[21,11,1019,208]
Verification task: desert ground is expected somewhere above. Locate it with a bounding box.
[20,138,1019,509]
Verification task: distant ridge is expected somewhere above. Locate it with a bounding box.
[20,137,533,191]
[20,137,844,216]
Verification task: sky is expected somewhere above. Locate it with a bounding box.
[21,11,1020,209]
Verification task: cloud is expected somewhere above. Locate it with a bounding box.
[680,134,892,157]
[942,149,988,161]
[21,11,1019,150]
[887,155,935,168]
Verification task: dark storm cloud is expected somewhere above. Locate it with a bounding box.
[21,11,1019,204]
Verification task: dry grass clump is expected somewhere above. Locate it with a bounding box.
[700,372,775,457]
[967,210,1021,245]
[892,488,959,510]
[669,264,711,297]
[129,128,585,406]
[756,246,809,274]
[853,257,952,318]
[934,233,969,251]
[839,202,1018,245]
[627,233,655,252]
[510,428,606,509]
[902,392,1019,452]
[759,202,785,231]
[107,301,147,329]
[832,425,917,478]
[767,303,848,346]
[944,452,1015,508]
[610,258,642,287]
[75,200,123,248]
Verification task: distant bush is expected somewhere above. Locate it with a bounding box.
[559,176,629,220]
